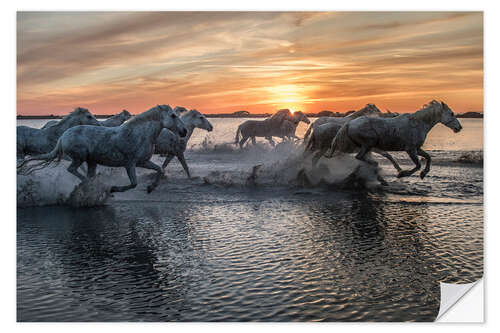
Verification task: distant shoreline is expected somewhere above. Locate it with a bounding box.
[16,111,484,119]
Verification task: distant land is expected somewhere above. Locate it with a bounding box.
[17,110,483,119]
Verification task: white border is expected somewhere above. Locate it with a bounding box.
[3,1,497,331]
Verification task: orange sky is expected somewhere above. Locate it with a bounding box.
[17,11,483,115]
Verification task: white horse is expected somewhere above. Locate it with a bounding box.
[17,107,101,159]
[41,109,132,129]
[303,104,401,172]
[325,100,462,179]
[100,109,132,127]
[303,105,382,141]
[18,105,188,193]
[155,109,213,178]
[234,109,294,148]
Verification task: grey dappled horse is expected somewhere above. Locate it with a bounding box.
[100,109,132,127]
[155,109,213,178]
[41,109,132,129]
[18,105,188,193]
[325,100,462,179]
[17,107,101,159]
[303,104,401,171]
[303,104,382,141]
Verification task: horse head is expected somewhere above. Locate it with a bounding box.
[292,111,310,124]
[270,109,294,123]
[439,101,462,133]
[121,109,131,120]
[173,106,188,114]
[158,105,188,137]
[73,107,101,126]
[186,109,213,132]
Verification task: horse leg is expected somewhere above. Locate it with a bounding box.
[110,165,137,193]
[252,136,258,145]
[397,149,421,178]
[373,148,402,173]
[86,161,97,179]
[67,159,87,182]
[417,148,432,179]
[364,152,379,167]
[177,153,191,178]
[162,154,175,171]
[137,160,163,193]
[266,136,275,146]
[239,136,249,149]
[312,150,324,166]
[355,146,376,166]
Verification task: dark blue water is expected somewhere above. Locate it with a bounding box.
[17,180,483,321]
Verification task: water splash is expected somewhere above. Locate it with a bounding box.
[17,161,114,207]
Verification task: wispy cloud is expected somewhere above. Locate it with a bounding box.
[17,11,483,115]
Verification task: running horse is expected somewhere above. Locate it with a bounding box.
[18,105,188,193]
[155,109,214,178]
[324,100,462,179]
[234,109,294,148]
[17,107,101,159]
[265,111,310,144]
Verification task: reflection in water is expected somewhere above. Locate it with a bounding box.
[17,191,483,322]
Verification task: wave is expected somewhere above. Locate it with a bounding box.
[197,141,381,190]
[456,151,483,165]
[20,140,483,207]
[17,161,115,207]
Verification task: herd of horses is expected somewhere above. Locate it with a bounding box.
[17,100,462,193]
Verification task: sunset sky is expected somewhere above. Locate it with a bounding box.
[17,11,483,115]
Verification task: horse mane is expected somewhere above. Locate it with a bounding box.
[346,104,381,119]
[125,105,170,126]
[269,109,292,122]
[121,109,131,117]
[57,107,89,126]
[291,111,306,123]
[173,106,188,114]
[411,100,443,124]
[182,109,203,119]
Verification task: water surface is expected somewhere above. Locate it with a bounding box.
[17,117,483,322]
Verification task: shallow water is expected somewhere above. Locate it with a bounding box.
[17,117,483,151]
[17,117,483,322]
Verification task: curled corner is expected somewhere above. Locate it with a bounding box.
[436,279,483,322]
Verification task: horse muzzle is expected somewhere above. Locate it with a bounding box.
[453,125,463,133]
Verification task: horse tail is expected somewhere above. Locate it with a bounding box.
[303,123,313,141]
[304,132,314,152]
[17,138,64,175]
[324,123,352,158]
[234,124,242,144]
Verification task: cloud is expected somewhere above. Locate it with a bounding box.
[17,11,483,115]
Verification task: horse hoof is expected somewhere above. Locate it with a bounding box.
[420,171,427,179]
[147,186,154,193]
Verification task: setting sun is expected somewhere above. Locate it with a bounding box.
[17,12,483,115]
